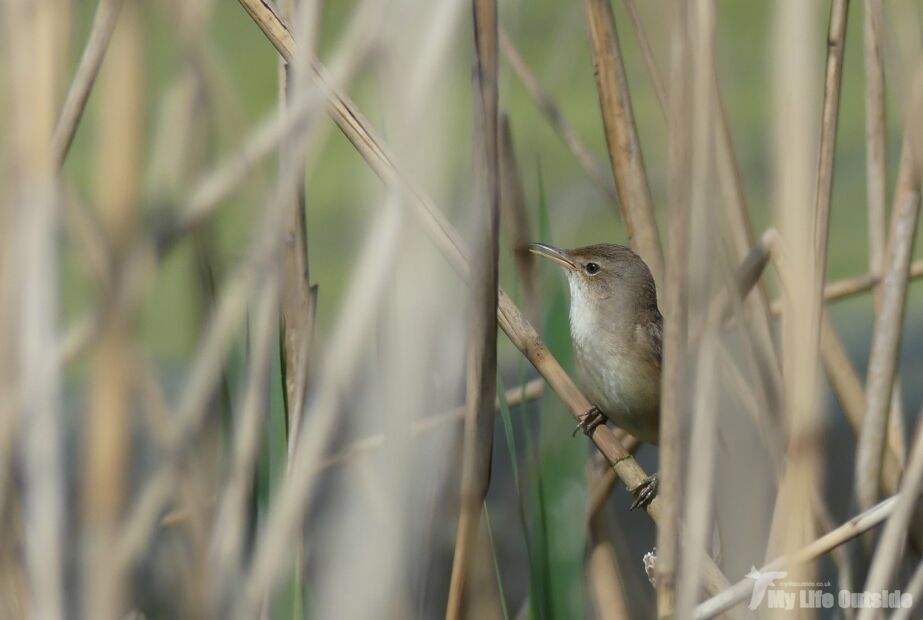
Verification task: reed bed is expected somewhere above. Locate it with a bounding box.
[1,0,922,618]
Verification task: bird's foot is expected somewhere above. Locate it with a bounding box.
[629,473,659,511]
[572,406,607,437]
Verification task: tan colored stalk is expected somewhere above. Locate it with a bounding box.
[51,0,126,168]
[498,32,619,207]
[656,0,692,614]
[580,0,664,284]
[237,2,739,602]
[82,4,143,620]
[675,0,718,616]
[446,1,500,616]
[856,192,921,510]
[3,0,66,617]
[865,0,887,286]
[859,404,923,619]
[767,0,822,600]
[819,314,903,493]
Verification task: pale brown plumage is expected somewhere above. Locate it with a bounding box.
[528,242,662,507]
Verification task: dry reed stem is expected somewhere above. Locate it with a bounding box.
[859,403,923,619]
[82,4,143,619]
[819,313,904,494]
[3,0,66,617]
[864,0,887,299]
[581,0,664,285]
[498,115,541,326]
[447,1,500,615]
[51,0,126,168]
[812,0,849,291]
[764,3,825,612]
[856,192,921,511]
[657,0,692,614]
[694,495,900,619]
[498,32,620,207]
[237,2,739,602]
[675,0,719,615]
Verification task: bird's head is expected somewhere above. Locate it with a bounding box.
[526,242,659,315]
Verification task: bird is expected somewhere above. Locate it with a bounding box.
[528,242,662,509]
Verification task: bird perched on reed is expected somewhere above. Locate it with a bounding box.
[528,242,662,509]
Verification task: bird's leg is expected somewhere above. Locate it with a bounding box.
[629,473,659,511]
[573,405,607,437]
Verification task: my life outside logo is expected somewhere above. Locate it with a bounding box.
[745,567,913,611]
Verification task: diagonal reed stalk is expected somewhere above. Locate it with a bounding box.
[51,0,126,168]
[695,494,900,620]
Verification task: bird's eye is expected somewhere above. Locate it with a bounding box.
[585,262,600,275]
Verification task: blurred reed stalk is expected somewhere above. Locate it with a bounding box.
[656,0,692,614]
[2,1,66,619]
[675,0,719,617]
[765,1,822,605]
[82,3,143,619]
[446,1,500,615]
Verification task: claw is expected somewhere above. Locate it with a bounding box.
[573,406,607,437]
[629,473,659,511]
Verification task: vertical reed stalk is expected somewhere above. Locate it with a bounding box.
[4,0,66,618]
[82,4,143,619]
[581,0,664,284]
[675,0,717,616]
[446,1,500,616]
[657,0,692,614]
[768,0,822,603]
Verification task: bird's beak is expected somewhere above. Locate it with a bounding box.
[527,243,577,270]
